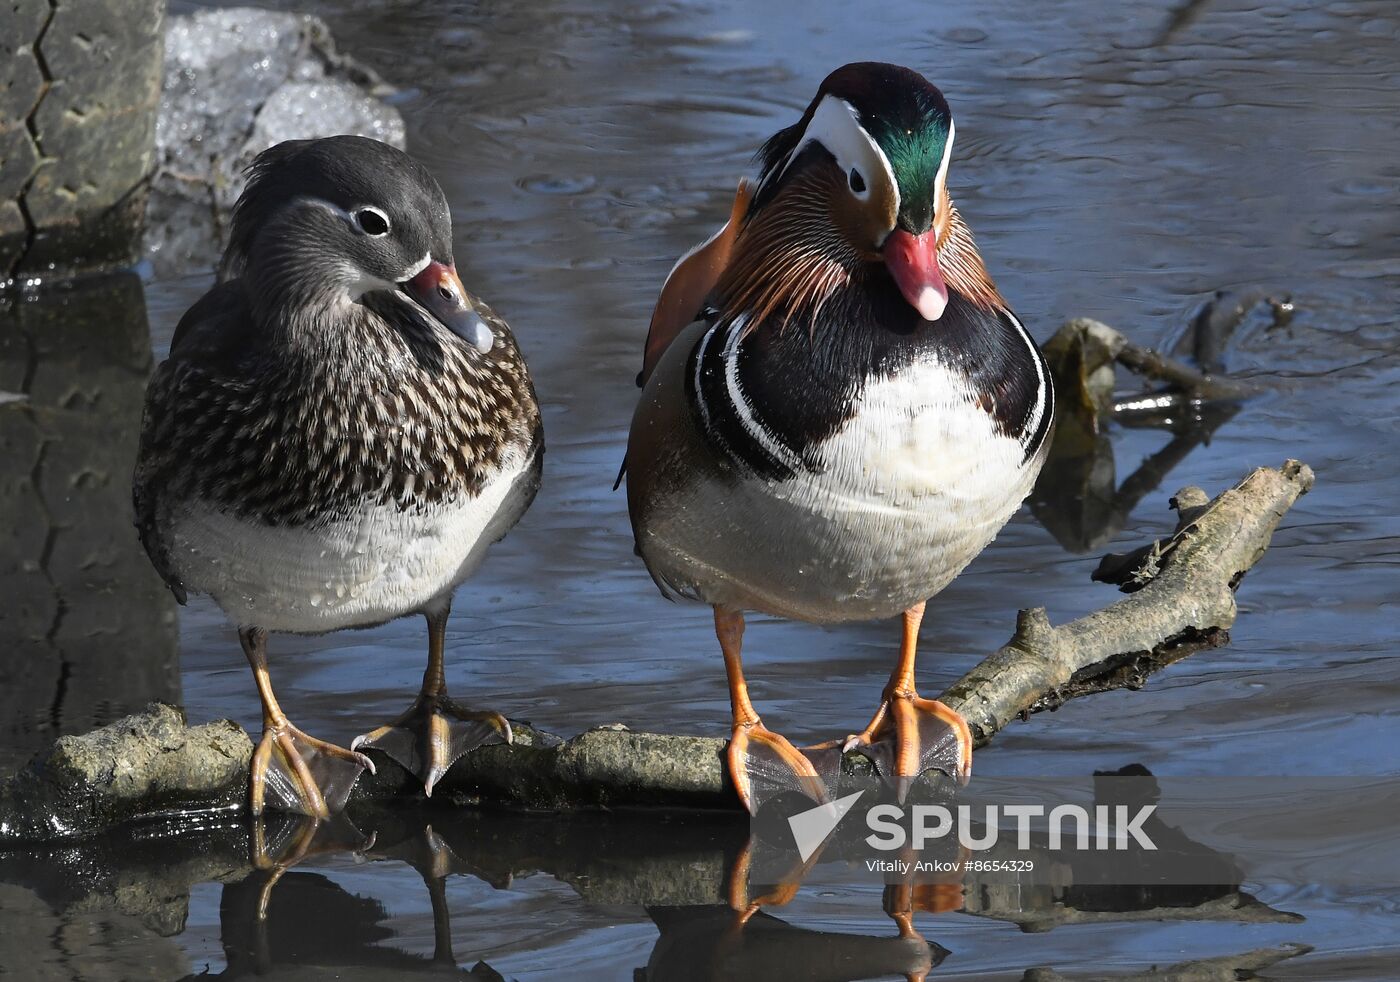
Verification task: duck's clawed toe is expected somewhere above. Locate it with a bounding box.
[252,723,375,819]
[844,693,971,802]
[728,720,838,815]
[353,696,512,797]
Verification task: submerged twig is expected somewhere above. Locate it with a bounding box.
[1030,299,1274,554]
[1113,341,1251,401]
[1049,316,1255,408]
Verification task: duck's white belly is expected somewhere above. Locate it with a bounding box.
[641,360,1042,622]
[170,454,534,633]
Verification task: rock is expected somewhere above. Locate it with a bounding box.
[0,0,164,278]
[0,704,249,844]
[0,1,47,274]
[4,5,403,278]
[144,8,405,277]
[0,701,736,844]
[247,80,406,163]
[43,705,244,805]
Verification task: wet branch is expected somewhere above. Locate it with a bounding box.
[1111,338,1252,402]
[941,460,1313,745]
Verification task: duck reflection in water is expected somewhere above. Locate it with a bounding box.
[641,903,949,982]
[221,809,950,982]
[190,765,1292,981]
[700,833,954,982]
[207,813,503,980]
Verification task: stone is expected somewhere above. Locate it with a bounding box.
[144,8,404,277]
[0,704,250,844]
[4,0,165,277]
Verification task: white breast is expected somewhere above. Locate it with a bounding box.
[785,359,1037,610]
[169,452,535,634]
[639,356,1042,623]
[813,359,1030,516]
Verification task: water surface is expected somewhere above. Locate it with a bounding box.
[4,0,1399,977]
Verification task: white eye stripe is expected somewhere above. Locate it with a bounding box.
[288,197,394,237]
[772,95,899,214]
[288,195,353,222]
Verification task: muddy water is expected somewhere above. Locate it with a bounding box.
[4,0,1399,977]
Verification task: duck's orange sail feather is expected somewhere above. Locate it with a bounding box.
[640,178,753,384]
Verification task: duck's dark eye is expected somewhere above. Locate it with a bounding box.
[848,168,866,194]
[355,208,390,236]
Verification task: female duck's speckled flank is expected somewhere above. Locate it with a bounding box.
[624,63,1054,812]
[134,136,543,817]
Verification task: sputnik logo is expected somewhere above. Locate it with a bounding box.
[787,791,866,861]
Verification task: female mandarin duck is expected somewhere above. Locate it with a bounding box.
[134,136,543,817]
[625,63,1054,812]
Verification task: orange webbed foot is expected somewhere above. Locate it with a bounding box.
[352,694,511,797]
[250,721,375,819]
[728,719,836,815]
[844,692,971,802]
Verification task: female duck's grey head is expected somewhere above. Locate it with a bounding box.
[221,135,493,352]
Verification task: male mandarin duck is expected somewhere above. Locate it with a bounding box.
[133,136,543,817]
[625,63,1054,812]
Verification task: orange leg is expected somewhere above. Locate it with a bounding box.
[845,603,973,799]
[242,627,374,818]
[352,601,511,796]
[717,606,832,814]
